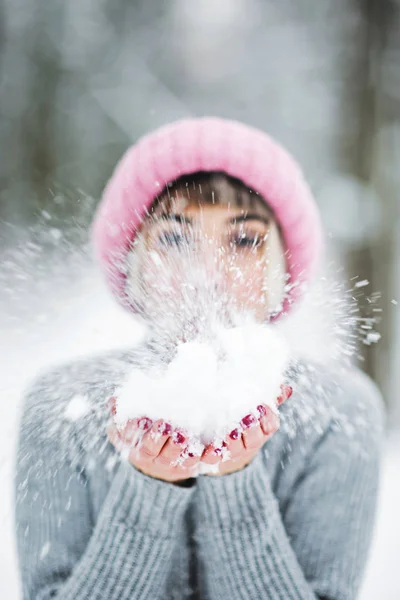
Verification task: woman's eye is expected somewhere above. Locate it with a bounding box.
[156,231,189,249]
[231,233,263,249]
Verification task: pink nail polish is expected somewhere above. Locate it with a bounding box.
[137,417,153,431]
[157,421,172,436]
[172,430,186,445]
[108,397,117,416]
[284,385,293,399]
[229,428,240,440]
[257,404,267,417]
[241,414,257,429]
[278,384,293,404]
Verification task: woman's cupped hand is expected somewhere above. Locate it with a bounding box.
[107,385,292,483]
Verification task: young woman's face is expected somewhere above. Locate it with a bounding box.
[129,195,286,324]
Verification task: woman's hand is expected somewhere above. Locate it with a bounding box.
[201,384,292,476]
[107,384,292,481]
[107,412,202,483]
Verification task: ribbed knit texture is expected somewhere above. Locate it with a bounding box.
[15,347,384,600]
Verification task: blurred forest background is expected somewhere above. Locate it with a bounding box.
[0,0,399,423]
[1,3,400,598]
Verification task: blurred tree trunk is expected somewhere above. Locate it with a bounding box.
[366,0,400,421]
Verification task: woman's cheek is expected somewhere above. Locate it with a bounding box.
[142,261,199,312]
[145,267,179,296]
[140,253,266,316]
[225,263,266,310]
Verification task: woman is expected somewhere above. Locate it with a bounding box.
[15,117,384,599]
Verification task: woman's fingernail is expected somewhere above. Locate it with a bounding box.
[229,428,240,440]
[157,421,173,436]
[212,439,227,455]
[108,397,117,416]
[278,384,293,404]
[257,404,267,417]
[188,452,195,458]
[137,417,153,431]
[284,385,293,399]
[172,430,186,445]
[241,414,257,429]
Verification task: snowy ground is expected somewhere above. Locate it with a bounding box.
[0,272,398,599]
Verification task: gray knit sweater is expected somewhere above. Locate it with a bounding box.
[15,344,385,600]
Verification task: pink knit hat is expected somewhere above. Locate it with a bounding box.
[91,117,323,317]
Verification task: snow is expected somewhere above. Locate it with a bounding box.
[115,322,289,446]
[149,251,163,266]
[355,279,369,288]
[364,331,381,345]
[39,542,51,560]
[64,395,90,421]
[49,228,62,241]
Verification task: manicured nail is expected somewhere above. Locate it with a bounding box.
[213,447,223,455]
[137,417,153,431]
[241,414,257,429]
[283,384,293,399]
[157,421,173,436]
[172,430,186,445]
[188,452,195,458]
[257,404,267,417]
[278,384,293,404]
[108,397,117,416]
[229,428,240,440]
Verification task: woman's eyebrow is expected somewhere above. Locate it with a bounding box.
[158,213,192,225]
[229,214,270,225]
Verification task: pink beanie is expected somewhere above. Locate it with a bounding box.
[91,117,323,317]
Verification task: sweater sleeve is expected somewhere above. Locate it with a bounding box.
[15,370,194,600]
[194,370,385,600]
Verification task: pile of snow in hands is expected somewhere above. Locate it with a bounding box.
[114,321,290,462]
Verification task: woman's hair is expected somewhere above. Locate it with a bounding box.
[148,171,276,221]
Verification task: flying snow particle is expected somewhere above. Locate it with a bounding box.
[150,251,163,266]
[40,542,51,560]
[64,395,90,422]
[50,228,62,241]
[364,331,381,345]
[354,279,369,288]
[105,454,118,473]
